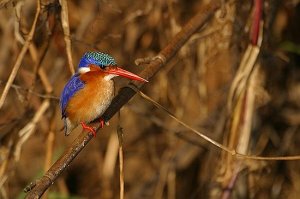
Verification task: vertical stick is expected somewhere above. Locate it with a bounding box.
[117,111,124,199]
[59,0,75,74]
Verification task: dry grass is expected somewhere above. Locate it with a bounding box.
[1,0,300,198]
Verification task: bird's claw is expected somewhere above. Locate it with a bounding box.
[99,118,109,128]
[80,122,97,137]
[80,119,109,137]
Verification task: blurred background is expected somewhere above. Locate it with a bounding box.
[1,0,300,198]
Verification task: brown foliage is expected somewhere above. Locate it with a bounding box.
[1,0,300,198]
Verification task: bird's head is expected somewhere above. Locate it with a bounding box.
[78,52,148,82]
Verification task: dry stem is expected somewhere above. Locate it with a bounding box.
[0,0,41,110]
[59,0,75,75]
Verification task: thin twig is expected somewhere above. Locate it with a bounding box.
[137,89,300,161]
[28,37,54,97]
[14,100,50,161]
[117,125,124,199]
[0,0,41,110]
[0,80,58,100]
[251,0,262,45]
[137,89,234,155]
[24,2,221,198]
[43,112,57,199]
[59,0,75,74]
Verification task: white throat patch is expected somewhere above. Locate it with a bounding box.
[104,74,118,81]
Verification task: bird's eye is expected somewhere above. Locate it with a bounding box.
[99,65,106,69]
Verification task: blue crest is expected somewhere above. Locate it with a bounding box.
[78,52,117,69]
[60,74,85,118]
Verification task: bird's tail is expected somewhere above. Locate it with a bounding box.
[63,118,76,136]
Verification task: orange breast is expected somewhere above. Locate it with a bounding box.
[66,71,114,125]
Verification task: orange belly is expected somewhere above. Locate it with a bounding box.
[66,72,114,125]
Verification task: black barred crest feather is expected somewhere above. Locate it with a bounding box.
[78,52,117,69]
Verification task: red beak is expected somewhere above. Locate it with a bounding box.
[105,67,148,82]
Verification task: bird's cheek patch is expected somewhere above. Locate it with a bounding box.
[78,67,90,74]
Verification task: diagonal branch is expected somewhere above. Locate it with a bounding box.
[24,2,220,198]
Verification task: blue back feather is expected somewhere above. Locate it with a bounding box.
[78,52,117,68]
[60,74,85,118]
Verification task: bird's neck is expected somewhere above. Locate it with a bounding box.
[80,71,113,88]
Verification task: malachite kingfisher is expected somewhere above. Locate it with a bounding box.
[60,51,148,137]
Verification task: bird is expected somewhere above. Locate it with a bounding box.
[60,51,148,137]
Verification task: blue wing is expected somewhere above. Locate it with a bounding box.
[60,74,85,118]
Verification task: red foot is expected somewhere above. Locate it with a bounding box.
[99,118,109,128]
[99,118,104,128]
[80,122,97,137]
